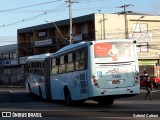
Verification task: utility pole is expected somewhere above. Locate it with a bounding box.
[69,0,72,44]
[118,4,133,39]
[99,14,107,40]
[103,14,106,39]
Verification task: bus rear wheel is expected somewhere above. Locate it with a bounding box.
[98,98,114,105]
[64,89,73,106]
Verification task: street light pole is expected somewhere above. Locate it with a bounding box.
[124,7,128,39]
[69,0,72,44]
[45,20,68,42]
[131,16,145,39]
[118,4,133,39]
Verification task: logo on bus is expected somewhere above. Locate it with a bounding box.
[106,68,125,74]
[97,71,102,77]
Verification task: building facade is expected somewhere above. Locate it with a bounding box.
[17,13,160,76]
[0,44,24,85]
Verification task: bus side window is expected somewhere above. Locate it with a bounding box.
[67,53,74,72]
[75,50,85,70]
[38,62,40,69]
[38,62,43,75]
[75,51,80,70]
[34,62,37,75]
[34,62,37,74]
[41,62,44,75]
[31,62,33,68]
[80,50,85,70]
[31,62,34,74]
[59,56,66,73]
[52,58,56,66]
[56,57,60,65]
[51,58,59,74]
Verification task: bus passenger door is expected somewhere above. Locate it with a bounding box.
[79,73,88,99]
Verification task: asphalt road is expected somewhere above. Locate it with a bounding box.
[0,87,160,120]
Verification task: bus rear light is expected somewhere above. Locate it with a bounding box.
[134,72,139,85]
[94,82,99,87]
[93,78,97,83]
[134,80,138,84]
[92,75,99,87]
[92,75,96,79]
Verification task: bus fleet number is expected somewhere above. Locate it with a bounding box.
[112,74,121,79]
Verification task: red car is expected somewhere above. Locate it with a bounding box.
[140,75,160,88]
[149,75,160,87]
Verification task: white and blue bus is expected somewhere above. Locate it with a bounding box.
[25,39,140,105]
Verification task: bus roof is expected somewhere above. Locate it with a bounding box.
[26,39,133,60]
[27,53,52,62]
[55,41,87,54]
[52,39,133,56]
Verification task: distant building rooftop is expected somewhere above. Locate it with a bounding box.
[18,13,95,33]
[0,44,17,54]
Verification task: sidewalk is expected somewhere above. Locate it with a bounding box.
[140,88,160,93]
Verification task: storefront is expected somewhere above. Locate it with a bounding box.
[138,60,159,77]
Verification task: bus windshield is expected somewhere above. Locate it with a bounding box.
[94,42,135,62]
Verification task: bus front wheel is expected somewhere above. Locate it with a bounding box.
[64,88,73,106]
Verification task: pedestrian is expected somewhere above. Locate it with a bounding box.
[144,70,147,75]
[145,76,153,100]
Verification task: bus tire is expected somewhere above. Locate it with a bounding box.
[98,98,114,105]
[64,88,73,106]
[106,99,114,105]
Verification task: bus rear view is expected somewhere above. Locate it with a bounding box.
[90,40,140,105]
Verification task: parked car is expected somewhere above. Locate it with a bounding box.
[149,75,160,87]
[140,75,160,88]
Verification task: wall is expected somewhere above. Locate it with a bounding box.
[0,66,24,85]
[94,14,125,40]
[128,15,160,59]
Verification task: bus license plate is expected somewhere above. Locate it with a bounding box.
[112,80,120,84]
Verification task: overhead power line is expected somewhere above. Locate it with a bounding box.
[0,3,68,28]
[118,4,133,39]
[0,0,63,13]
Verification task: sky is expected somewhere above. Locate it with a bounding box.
[0,0,160,46]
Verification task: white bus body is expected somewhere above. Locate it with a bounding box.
[26,39,140,105]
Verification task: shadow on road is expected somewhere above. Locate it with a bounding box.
[0,89,41,103]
